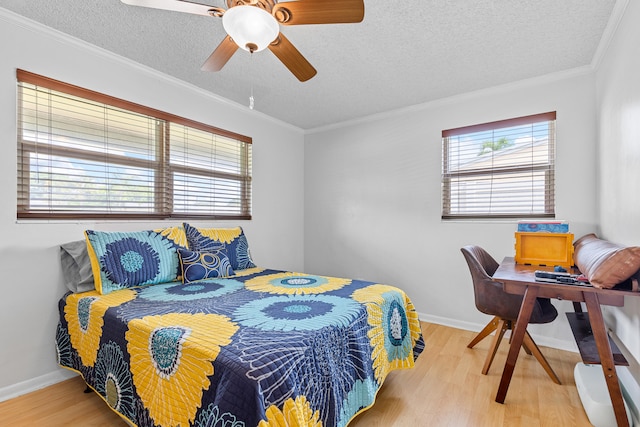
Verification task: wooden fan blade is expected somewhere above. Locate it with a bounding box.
[120,0,221,17]
[201,36,239,71]
[268,33,317,82]
[272,0,364,25]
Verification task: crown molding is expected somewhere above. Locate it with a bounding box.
[306,65,594,135]
[591,0,630,71]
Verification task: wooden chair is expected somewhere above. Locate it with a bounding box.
[460,245,561,383]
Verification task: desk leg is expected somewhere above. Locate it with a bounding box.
[583,293,629,427]
[495,285,539,403]
[572,301,583,313]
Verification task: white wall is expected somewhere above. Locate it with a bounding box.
[0,9,305,396]
[4,0,638,403]
[596,0,640,366]
[304,71,600,350]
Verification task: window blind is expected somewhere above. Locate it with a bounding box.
[17,70,252,220]
[441,112,556,219]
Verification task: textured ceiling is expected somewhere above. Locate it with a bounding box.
[0,0,618,130]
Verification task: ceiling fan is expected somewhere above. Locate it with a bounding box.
[121,0,365,82]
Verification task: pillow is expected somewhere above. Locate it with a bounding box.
[178,248,235,283]
[60,240,95,293]
[183,223,256,270]
[573,233,640,288]
[85,226,187,295]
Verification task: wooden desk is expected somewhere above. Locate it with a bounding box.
[493,257,638,427]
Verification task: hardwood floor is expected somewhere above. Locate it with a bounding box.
[349,323,589,427]
[0,322,591,427]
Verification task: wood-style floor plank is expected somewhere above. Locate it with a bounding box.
[0,322,590,426]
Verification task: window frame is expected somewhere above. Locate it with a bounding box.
[441,111,556,220]
[16,69,252,221]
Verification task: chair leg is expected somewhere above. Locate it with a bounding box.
[468,316,500,349]
[522,331,561,384]
[482,319,509,375]
[521,340,533,355]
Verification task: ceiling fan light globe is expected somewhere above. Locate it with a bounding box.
[223,5,279,53]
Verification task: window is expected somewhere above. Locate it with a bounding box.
[441,112,556,219]
[17,70,252,220]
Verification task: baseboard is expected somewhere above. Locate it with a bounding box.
[420,312,486,334]
[0,369,75,403]
[418,311,579,353]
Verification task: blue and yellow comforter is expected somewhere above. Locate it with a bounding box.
[56,268,424,427]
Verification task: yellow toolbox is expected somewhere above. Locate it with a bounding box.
[514,232,574,269]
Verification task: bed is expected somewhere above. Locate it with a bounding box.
[56,225,424,427]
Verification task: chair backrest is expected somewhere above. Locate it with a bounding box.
[460,245,526,321]
[460,245,558,324]
[461,245,500,277]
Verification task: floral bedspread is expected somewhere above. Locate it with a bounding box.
[56,267,425,427]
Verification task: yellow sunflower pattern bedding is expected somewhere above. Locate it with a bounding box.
[56,268,425,427]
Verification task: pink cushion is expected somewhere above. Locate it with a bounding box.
[573,233,640,288]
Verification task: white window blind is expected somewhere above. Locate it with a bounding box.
[17,70,252,220]
[441,112,556,219]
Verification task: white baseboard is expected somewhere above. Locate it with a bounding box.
[418,311,579,353]
[0,369,75,403]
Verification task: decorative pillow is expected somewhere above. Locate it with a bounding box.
[60,240,95,293]
[183,223,256,270]
[178,248,235,283]
[85,226,188,295]
[573,233,640,288]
